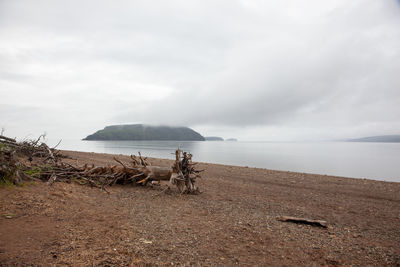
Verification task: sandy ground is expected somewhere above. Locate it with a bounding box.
[1,150,400,266]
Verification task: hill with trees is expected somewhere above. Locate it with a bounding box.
[83,124,205,141]
[205,136,224,141]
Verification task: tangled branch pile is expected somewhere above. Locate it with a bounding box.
[1,134,63,185]
[0,134,203,194]
[0,135,19,185]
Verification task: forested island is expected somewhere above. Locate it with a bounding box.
[205,136,224,141]
[83,124,205,141]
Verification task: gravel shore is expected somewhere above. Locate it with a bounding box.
[1,150,399,266]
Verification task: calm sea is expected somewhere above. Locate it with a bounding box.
[48,140,400,182]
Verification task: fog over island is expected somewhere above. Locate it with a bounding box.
[0,1,399,141]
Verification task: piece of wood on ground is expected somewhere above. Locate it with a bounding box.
[277,216,328,228]
[46,173,57,186]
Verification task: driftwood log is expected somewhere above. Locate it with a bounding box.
[277,216,328,228]
[132,149,202,194]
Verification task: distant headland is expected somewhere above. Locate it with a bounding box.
[83,124,205,141]
[347,135,400,143]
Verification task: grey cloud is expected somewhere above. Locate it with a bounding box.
[1,0,400,140]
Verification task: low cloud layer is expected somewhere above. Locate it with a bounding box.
[1,0,400,141]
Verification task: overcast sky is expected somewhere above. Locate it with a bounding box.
[1,0,400,141]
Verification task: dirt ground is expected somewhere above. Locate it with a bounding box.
[1,150,400,266]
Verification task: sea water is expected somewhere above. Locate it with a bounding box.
[47,139,400,182]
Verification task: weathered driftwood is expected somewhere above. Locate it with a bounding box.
[277,216,328,228]
[0,135,16,143]
[46,173,57,186]
[178,150,203,193]
[112,149,203,194]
